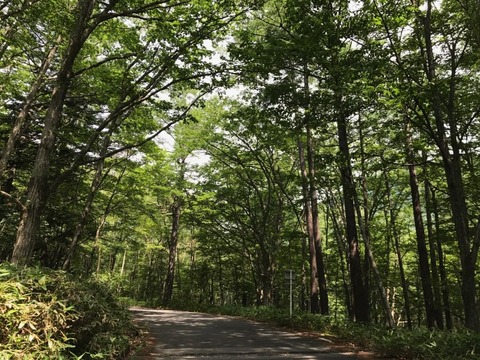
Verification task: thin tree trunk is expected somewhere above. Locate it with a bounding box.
[382,161,412,329]
[327,192,352,320]
[62,152,112,271]
[430,185,453,329]
[424,176,444,329]
[405,119,436,328]
[307,130,329,315]
[301,224,308,311]
[120,247,127,277]
[353,185,395,327]
[0,0,42,62]
[92,166,125,277]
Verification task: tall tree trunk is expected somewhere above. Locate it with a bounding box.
[11,0,96,265]
[306,127,329,315]
[327,193,353,320]
[420,0,479,331]
[301,224,308,311]
[424,176,444,329]
[163,196,182,306]
[405,119,437,328]
[62,147,112,271]
[91,166,125,276]
[430,185,453,329]
[304,66,328,314]
[357,115,394,327]
[382,160,412,329]
[337,113,369,323]
[298,139,320,313]
[353,182,394,327]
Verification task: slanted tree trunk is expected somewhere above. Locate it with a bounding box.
[0,37,60,183]
[91,166,125,276]
[120,247,127,277]
[11,0,96,265]
[62,138,112,271]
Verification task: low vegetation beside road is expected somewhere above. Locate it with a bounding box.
[0,264,137,359]
[168,301,480,360]
[1,263,478,360]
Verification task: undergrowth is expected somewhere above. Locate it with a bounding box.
[0,263,137,359]
[168,302,480,360]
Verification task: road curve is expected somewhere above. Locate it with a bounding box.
[128,307,360,360]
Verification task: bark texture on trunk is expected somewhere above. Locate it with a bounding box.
[0,38,60,183]
[11,0,96,266]
[298,139,320,313]
[424,178,444,329]
[307,130,329,315]
[420,0,479,331]
[357,118,394,328]
[405,121,437,328]
[337,114,369,323]
[430,185,453,329]
[383,164,412,329]
[301,65,328,314]
[163,197,182,306]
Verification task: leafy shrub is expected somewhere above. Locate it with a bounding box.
[0,264,137,359]
[371,327,480,360]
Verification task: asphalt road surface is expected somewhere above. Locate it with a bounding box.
[129,307,361,360]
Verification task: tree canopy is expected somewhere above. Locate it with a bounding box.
[1,0,480,335]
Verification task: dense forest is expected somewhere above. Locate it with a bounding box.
[1,0,480,342]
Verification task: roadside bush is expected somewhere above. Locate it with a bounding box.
[0,264,137,359]
[371,327,480,359]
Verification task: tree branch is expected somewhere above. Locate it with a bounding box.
[0,190,26,212]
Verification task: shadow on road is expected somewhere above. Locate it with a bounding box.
[128,307,363,359]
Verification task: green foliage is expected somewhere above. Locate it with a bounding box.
[369,328,480,360]
[0,264,137,359]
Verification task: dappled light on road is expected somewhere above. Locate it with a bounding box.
[129,308,358,359]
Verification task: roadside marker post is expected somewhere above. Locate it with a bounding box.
[284,270,295,317]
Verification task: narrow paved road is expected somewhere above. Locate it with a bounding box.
[129,307,361,359]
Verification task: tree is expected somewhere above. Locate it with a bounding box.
[4,0,252,266]
[373,0,480,331]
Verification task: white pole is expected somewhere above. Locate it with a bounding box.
[289,270,293,317]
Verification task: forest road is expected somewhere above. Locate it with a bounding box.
[128,307,365,360]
